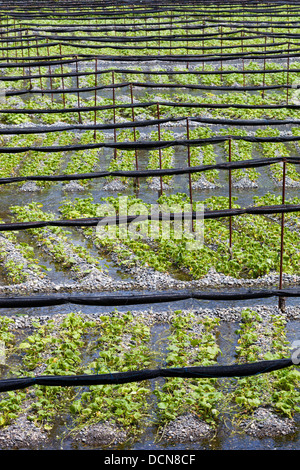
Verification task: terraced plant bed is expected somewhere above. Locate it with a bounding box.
[0,0,299,453]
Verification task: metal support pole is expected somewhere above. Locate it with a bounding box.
[112,71,117,159]
[279,158,287,312]
[229,138,232,249]
[186,117,194,231]
[287,42,290,105]
[94,58,97,140]
[130,83,139,191]
[157,102,163,196]
[75,57,82,124]
[59,44,65,108]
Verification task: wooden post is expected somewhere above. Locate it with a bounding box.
[75,57,82,124]
[228,138,232,249]
[262,36,266,99]
[35,37,43,92]
[94,58,97,140]
[157,102,163,196]
[112,70,117,159]
[130,83,139,191]
[287,42,290,105]
[59,44,65,107]
[186,117,194,231]
[279,158,286,312]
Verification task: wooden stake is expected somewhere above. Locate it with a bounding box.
[112,70,117,159]
[157,102,163,196]
[130,83,139,190]
[75,57,82,124]
[279,158,287,312]
[186,117,194,231]
[94,58,97,140]
[59,43,65,108]
[228,138,232,249]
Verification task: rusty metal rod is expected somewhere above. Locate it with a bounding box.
[130,83,139,190]
[229,138,232,248]
[157,102,163,196]
[279,158,287,311]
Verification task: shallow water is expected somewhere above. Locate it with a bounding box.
[3,295,298,451]
[0,57,300,451]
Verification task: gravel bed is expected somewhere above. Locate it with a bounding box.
[6,303,300,330]
[0,415,49,449]
[0,262,299,296]
[238,407,297,438]
[74,421,127,447]
[159,413,214,443]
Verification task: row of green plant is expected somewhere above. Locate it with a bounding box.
[2,59,300,90]
[154,312,222,427]
[0,311,154,436]
[9,202,102,278]
[7,33,298,59]
[0,309,298,439]
[0,228,45,284]
[58,192,300,280]
[233,308,300,419]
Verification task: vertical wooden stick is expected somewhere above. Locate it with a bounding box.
[130,83,139,190]
[228,138,232,249]
[75,57,82,124]
[220,25,223,81]
[59,43,65,107]
[112,70,117,159]
[287,42,290,105]
[157,102,163,196]
[262,36,266,99]
[35,37,43,92]
[279,158,286,311]
[186,117,194,231]
[94,58,97,140]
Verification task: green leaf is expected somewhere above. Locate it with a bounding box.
[18,342,31,349]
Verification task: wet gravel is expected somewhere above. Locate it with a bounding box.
[159,413,214,443]
[239,407,297,438]
[0,415,49,450]
[74,422,127,447]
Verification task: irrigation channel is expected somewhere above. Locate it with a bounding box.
[0,0,299,451]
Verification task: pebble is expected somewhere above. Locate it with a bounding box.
[74,421,127,447]
[160,413,213,442]
[0,415,48,450]
[239,407,297,438]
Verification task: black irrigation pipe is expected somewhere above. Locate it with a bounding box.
[1,102,300,116]
[3,81,296,98]
[32,33,300,44]
[30,41,300,55]
[0,58,86,68]
[2,50,300,64]
[0,135,300,154]
[0,288,300,309]
[6,7,300,19]
[1,42,300,66]
[2,116,300,137]
[11,21,300,34]
[1,39,298,53]
[2,204,300,232]
[0,359,295,392]
[0,156,298,185]
[8,29,300,42]
[1,66,299,83]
